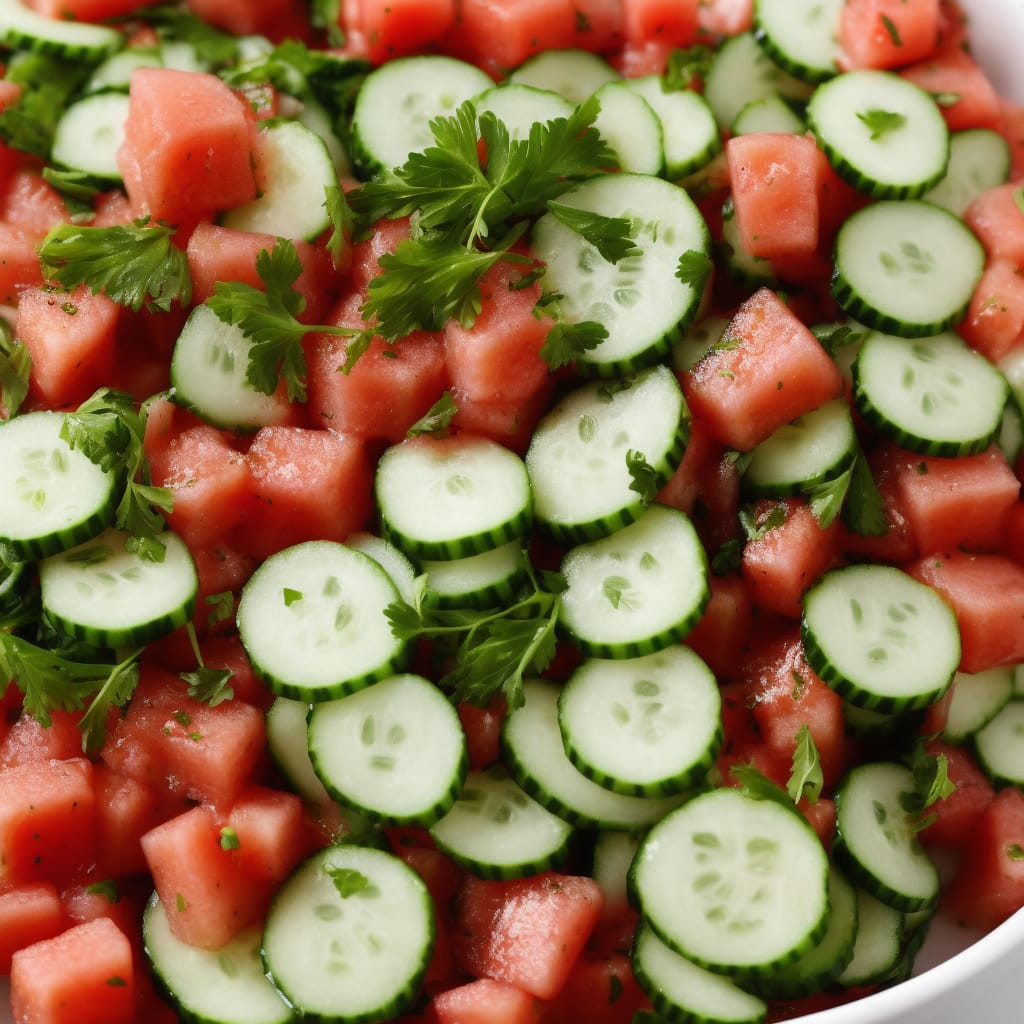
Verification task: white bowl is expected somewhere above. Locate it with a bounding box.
[2,3,1023,1023]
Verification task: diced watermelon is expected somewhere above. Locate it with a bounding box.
[91,763,168,879]
[117,67,259,225]
[958,259,1024,363]
[0,758,94,887]
[683,572,755,683]
[433,978,539,1024]
[918,738,995,851]
[100,665,267,809]
[198,633,272,708]
[449,382,555,455]
[0,883,63,974]
[838,443,917,564]
[0,709,84,769]
[185,0,306,36]
[443,257,552,404]
[141,804,272,949]
[26,0,144,17]
[16,284,120,409]
[457,697,506,771]
[684,288,844,451]
[943,786,1024,929]
[147,423,257,549]
[0,224,43,304]
[620,0,699,50]
[726,133,821,261]
[838,0,941,71]
[353,0,456,64]
[696,0,752,35]
[222,784,312,886]
[965,183,1024,264]
[741,498,844,619]
[540,952,651,1024]
[10,917,135,1024]
[234,425,374,558]
[901,48,1003,131]
[0,169,67,237]
[889,447,1020,555]
[908,552,1024,672]
[306,294,450,443]
[454,872,604,999]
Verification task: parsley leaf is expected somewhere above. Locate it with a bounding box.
[739,502,788,541]
[900,742,956,832]
[0,327,31,419]
[60,389,173,559]
[38,219,193,313]
[325,865,377,898]
[787,725,824,805]
[857,107,906,141]
[207,239,372,399]
[325,184,356,268]
[730,763,798,812]
[0,53,88,157]
[626,449,659,505]
[386,564,562,711]
[842,451,889,537]
[664,44,715,90]
[310,0,345,45]
[547,203,638,264]
[407,392,458,437]
[880,14,902,47]
[812,321,868,357]
[182,667,235,707]
[676,249,714,292]
[539,317,607,370]
[0,634,141,754]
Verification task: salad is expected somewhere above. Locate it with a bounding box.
[0,0,1023,1022]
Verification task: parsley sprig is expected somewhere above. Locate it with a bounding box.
[0,634,141,754]
[60,389,174,561]
[901,741,956,832]
[206,239,374,401]
[0,323,30,419]
[38,218,193,313]
[385,562,564,711]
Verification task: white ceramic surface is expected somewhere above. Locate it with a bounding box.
[3,2,1024,1022]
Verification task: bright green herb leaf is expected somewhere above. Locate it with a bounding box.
[901,741,957,832]
[219,827,241,851]
[407,391,458,437]
[740,502,788,541]
[787,724,823,805]
[547,203,639,264]
[730,763,798,813]
[676,249,713,292]
[38,218,193,314]
[86,879,119,903]
[182,667,235,707]
[880,14,902,46]
[0,328,31,419]
[539,318,607,370]
[664,44,715,90]
[626,449,659,505]
[856,107,907,141]
[326,865,376,898]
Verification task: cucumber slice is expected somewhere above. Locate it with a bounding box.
[375,435,532,560]
[39,528,198,649]
[837,888,905,987]
[170,303,296,432]
[0,0,120,58]
[558,504,709,659]
[507,48,619,103]
[308,673,467,826]
[50,92,128,181]
[531,172,711,374]
[346,531,417,604]
[557,646,722,796]
[852,330,1009,456]
[630,787,830,973]
[754,0,844,83]
[420,539,526,610]
[742,398,857,497]
[237,540,408,702]
[974,699,1024,787]
[831,199,985,337]
[590,80,663,176]
[474,83,574,142]
[807,70,950,199]
[261,846,434,1022]
[834,761,941,912]
[0,411,117,561]
[83,47,162,94]
[502,679,684,831]
[220,119,337,241]
[801,564,961,712]
[526,365,688,544]
[266,697,335,808]
[351,55,492,173]
[924,128,1012,217]
[731,93,806,136]
[429,765,574,880]
[943,667,1014,744]
[631,922,768,1024]
[143,894,293,1024]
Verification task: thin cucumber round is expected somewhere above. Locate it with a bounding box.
[631,922,768,1024]
[428,765,574,880]
[742,398,857,497]
[419,539,526,610]
[346,531,417,604]
[83,47,162,94]
[852,330,1009,456]
[801,564,960,712]
[502,679,684,831]
[507,48,619,103]
[831,199,985,337]
[557,647,722,797]
[351,55,492,173]
[836,887,906,987]
[220,119,337,241]
[237,541,408,702]
[622,77,721,179]
[0,0,120,58]
[630,787,830,973]
[375,435,532,560]
[143,894,294,1024]
[973,699,1024,787]
[924,128,1012,217]
[39,527,198,649]
[753,0,844,83]
[50,91,128,181]
[558,504,709,659]
[526,365,688,544]
[473,83,573,142]
[265,697,336,809]
[731,93,806,136]
[0,410,117,561]
[833,761,941,912]
[261,845,434,1023]
[170,303,297,432]
[307,673,468,826]
[943,667,1014,744]
[591,80,663,176]
[807,70,950,199]
[531,172,711,375]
